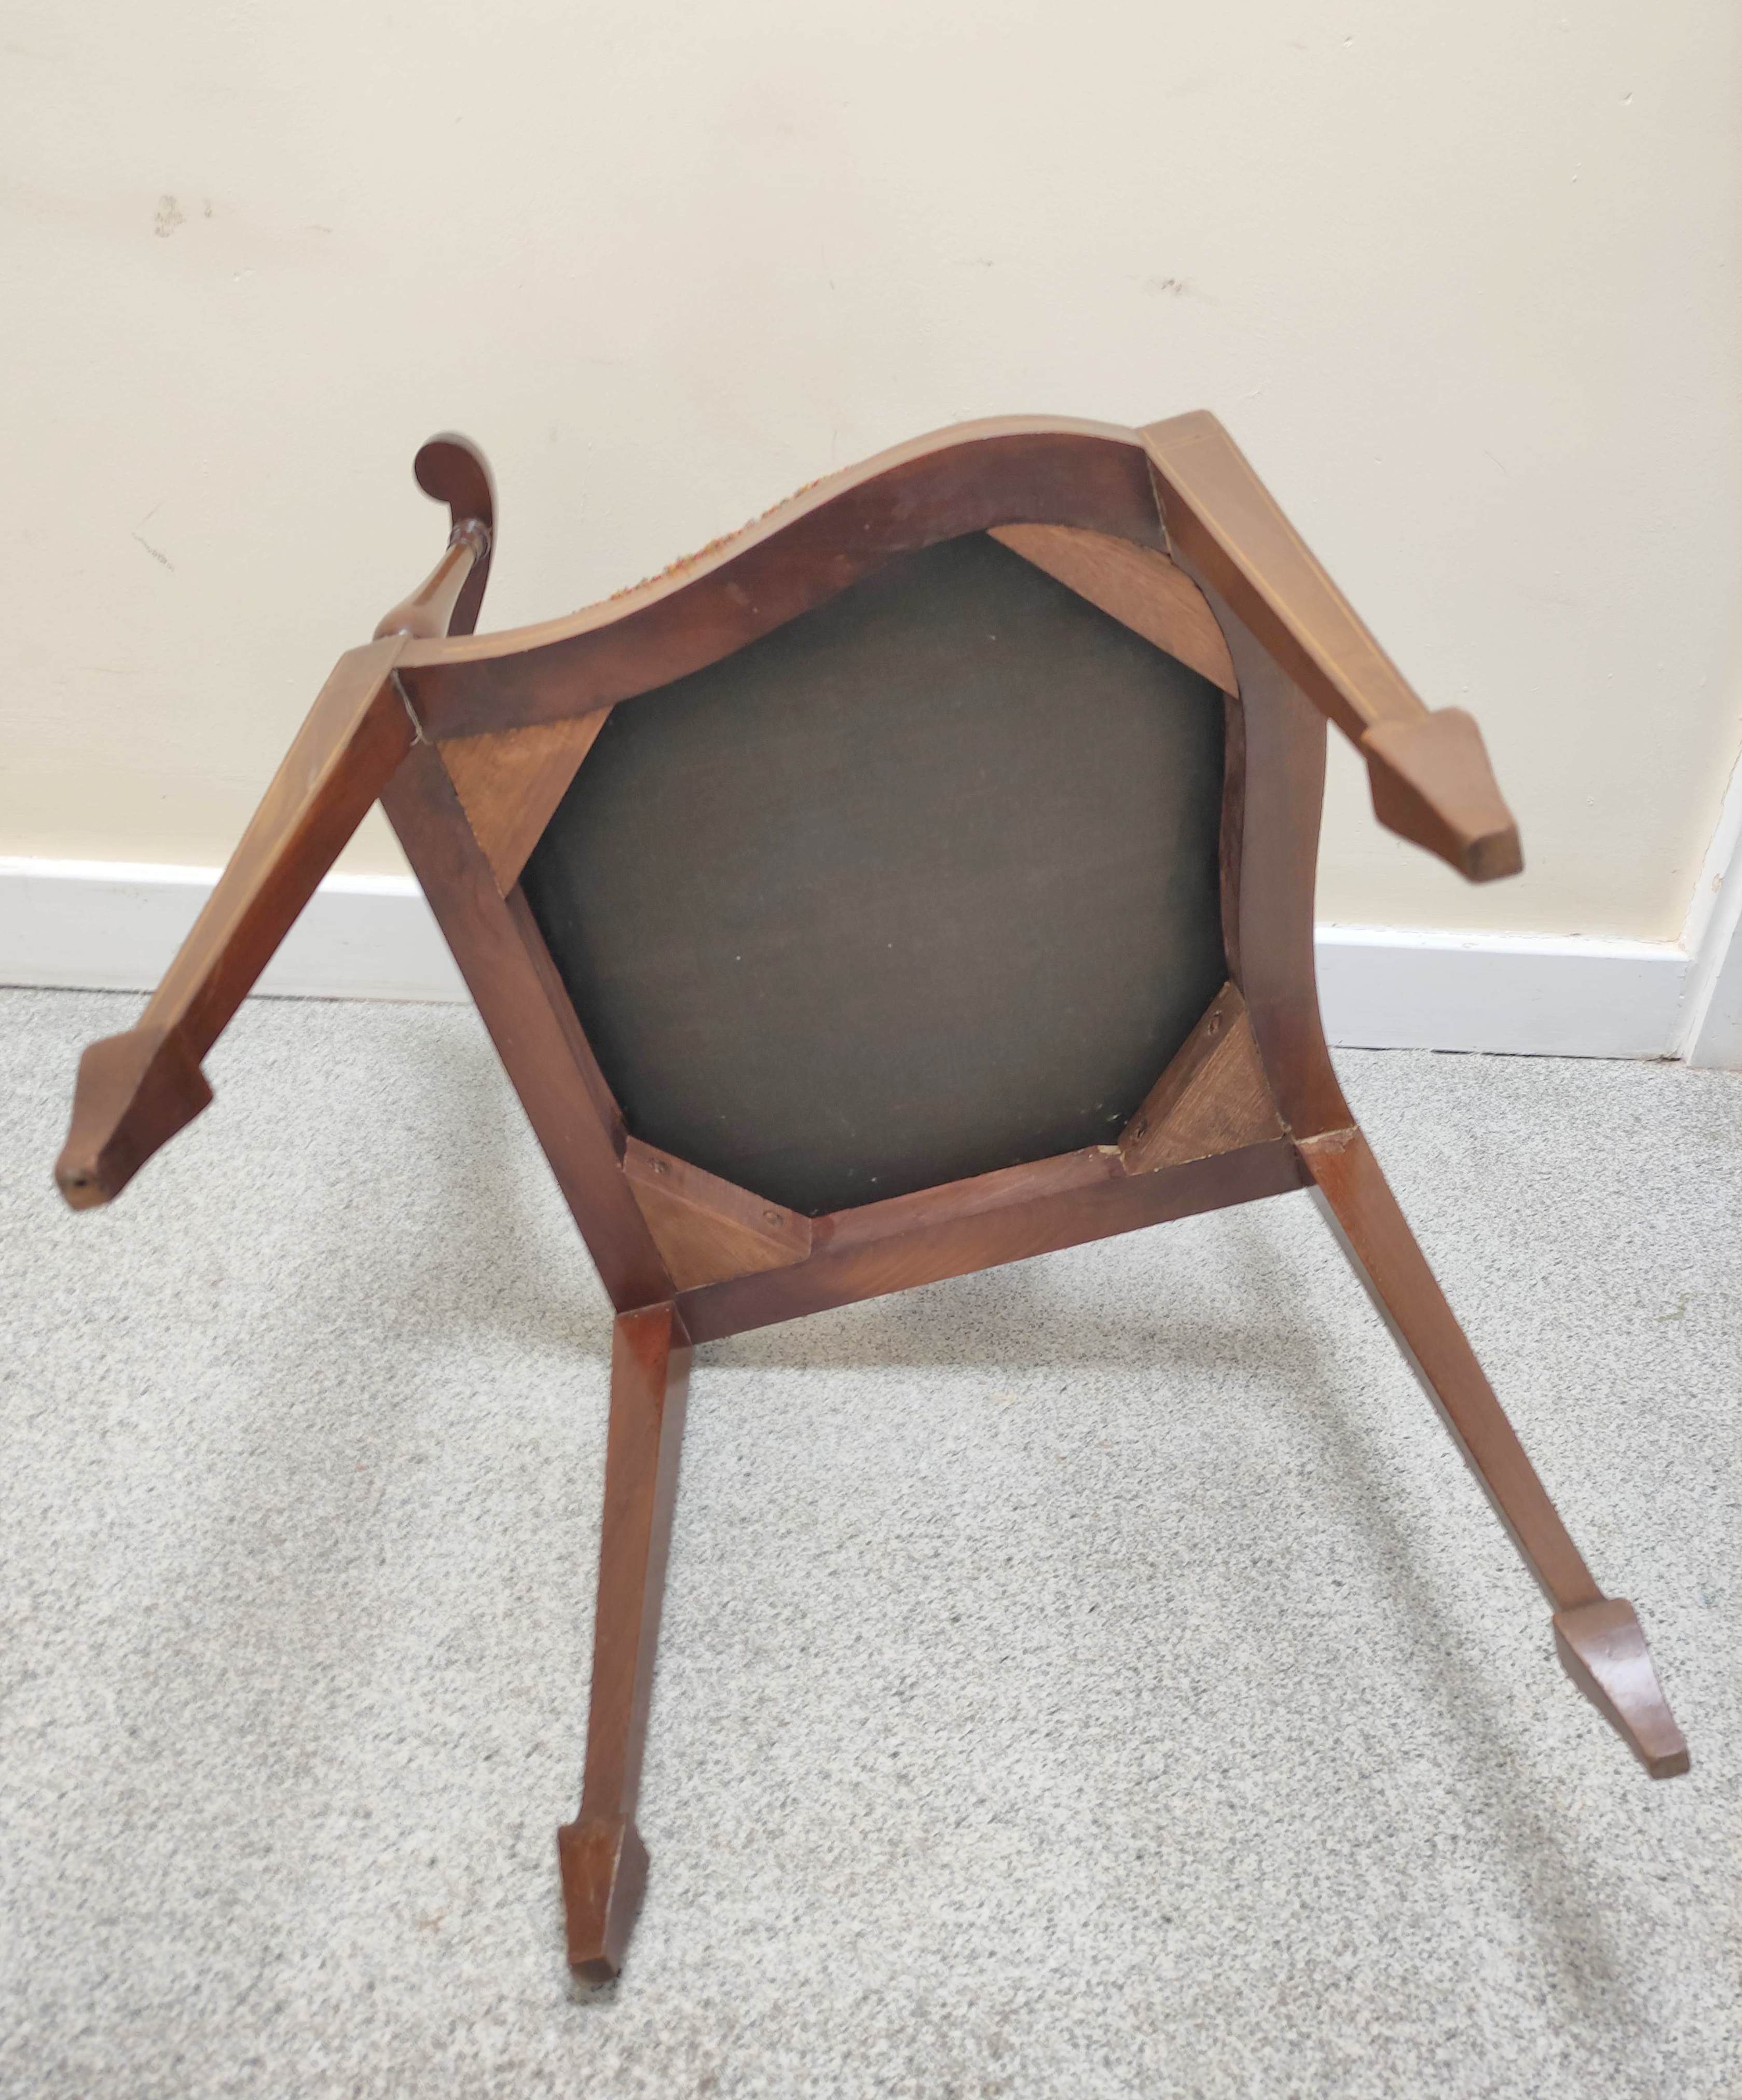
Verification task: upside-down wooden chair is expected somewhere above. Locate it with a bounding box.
[56,413,1688,1981]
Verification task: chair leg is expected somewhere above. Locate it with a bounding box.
[559,1302,692,1980]
[1300,1127,1688,1778]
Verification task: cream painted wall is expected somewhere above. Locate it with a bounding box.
[3,0,1738,939]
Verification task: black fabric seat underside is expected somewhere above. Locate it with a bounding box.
[522,531,1226,1217]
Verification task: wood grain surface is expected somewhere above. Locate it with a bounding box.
[559,1303,691,1980]
[989,523,1237,692]
[440,709,612,892]
[1118,982,1285,1172]
[623,1138,812,1291]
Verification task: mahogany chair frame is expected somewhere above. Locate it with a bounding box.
[56,413,1688,1982]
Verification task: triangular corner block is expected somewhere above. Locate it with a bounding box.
[623,1138,813,1292]
[1118,981,1285,1173]
[440,710,612,892]
[989,523,1237,695]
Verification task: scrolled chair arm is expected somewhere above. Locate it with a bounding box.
[374,435,496,641]
[1141,410,1522,883]
[55,435,496,1209]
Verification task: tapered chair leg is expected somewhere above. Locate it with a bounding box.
[559,1303,692,1980]
[1299,1127,1688,1778]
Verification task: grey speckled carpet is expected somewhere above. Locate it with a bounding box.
[1,986,1737,2100]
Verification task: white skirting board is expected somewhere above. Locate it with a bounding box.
[0,859,469,1005]
[1675,744,1742,1070]
[0,855,1731,1064]
[1311,925,1690,1060]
